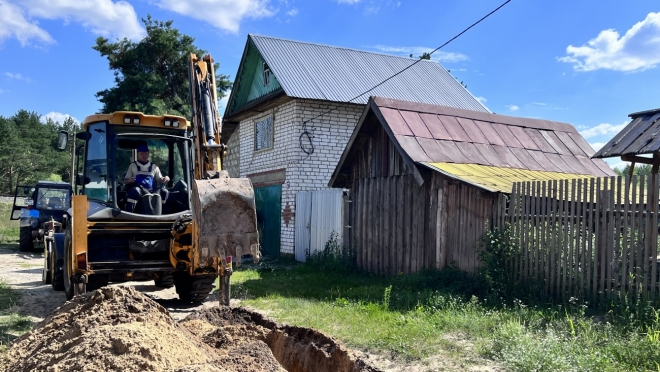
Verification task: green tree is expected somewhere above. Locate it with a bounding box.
[613,163,652,177]
[94,15,232,118]
[0,111,76,194]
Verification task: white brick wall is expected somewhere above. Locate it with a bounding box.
[224,130,240,178]
[225,99,364,255]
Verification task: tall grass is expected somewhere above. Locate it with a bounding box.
[0,202,19,247]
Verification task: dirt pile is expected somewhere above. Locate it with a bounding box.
[2,286,380,372]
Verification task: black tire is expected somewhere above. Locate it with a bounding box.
[19,227,33,252]
[154,272,174,288]
[174,273,217,303]
[51,251,64,291]
[62,229,75,300]
[87,274,109,292]
[42,241,52,285]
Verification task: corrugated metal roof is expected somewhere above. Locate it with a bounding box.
[248,34,489,112]
[373,97,615,178]
[593,108,660,158]
[421,162,595,193]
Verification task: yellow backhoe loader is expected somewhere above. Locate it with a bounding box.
[53,54,259,305]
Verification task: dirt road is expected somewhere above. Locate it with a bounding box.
[0,247,218,322]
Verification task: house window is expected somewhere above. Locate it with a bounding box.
[263,62,271,86]
[255,116,273,151]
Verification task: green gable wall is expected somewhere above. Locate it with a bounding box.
[226,40,282,116]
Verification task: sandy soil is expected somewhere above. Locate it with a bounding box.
[0,248,503,372]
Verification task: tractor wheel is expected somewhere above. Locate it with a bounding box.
[174,273,217,303]
[19,227,33,252]
[51,249,64,291]
[154,272,174,288]
[42,241,52,285]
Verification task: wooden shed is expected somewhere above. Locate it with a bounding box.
[329,97,615,275]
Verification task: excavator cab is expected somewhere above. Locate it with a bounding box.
[54,111,259,305]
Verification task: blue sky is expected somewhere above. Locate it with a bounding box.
[1,0,660,169]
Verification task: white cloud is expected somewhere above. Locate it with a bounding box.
[506,105,519,112]
[475,96,487,104]
[335,0,360,3]
[156,0,275,33]
[287,8,298,16]
[364,1,380,14]
[5,72,31,82]
[371,45,469,63]
[21,0,143,40]
[40,111,78,124]
[589,142,605,152]
[531,102,546,106]
[559,12,660,72]
[0,89,5,94]
[578,122,627,139]
[0,0,54,46]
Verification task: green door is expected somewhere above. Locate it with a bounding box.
[254,185,282,256]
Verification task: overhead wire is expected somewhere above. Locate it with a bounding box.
[295,0,512,160]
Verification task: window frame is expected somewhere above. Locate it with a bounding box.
[254,115,274,152]
[263,62,271,86]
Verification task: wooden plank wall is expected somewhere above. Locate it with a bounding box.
[445,183,495,273]
[351,174,438,275]
[493,175,660,302]
[347,116,497,275]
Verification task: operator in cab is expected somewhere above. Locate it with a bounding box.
[123,144,170,213]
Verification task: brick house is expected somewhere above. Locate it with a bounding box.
[222,34,488,257]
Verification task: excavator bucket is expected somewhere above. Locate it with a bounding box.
[191,172,260,267]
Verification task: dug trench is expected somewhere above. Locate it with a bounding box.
[0,286,380,372]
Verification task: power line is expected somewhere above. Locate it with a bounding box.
[298,0,512,139]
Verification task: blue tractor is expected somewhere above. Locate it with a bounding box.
[10,181,73,288]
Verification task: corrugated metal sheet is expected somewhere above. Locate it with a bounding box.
[593,108,660,158]
[294,191,312,262]
[294,189,343,262]
[310,189,343,256]
[248,35,489,112]
[422,162,595,193]
[371,97,615,177]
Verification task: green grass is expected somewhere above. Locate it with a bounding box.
[0,202,29,353]
[0,202,19,249]
[0,281,32,353]
[231,261,660,371]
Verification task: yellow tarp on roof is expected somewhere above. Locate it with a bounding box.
[421,162,596,193]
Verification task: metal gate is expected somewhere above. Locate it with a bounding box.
[294,189,343,262]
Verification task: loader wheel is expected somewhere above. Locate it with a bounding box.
[63,228,85,300]
[19,227,33,252]
[86,274,109,292]
[154,272,174,288]
[174,273,217,303]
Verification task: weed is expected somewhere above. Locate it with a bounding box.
[305,231,356,272]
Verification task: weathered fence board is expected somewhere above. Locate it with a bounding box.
[494,175,660,302]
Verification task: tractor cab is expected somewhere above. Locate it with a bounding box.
[10,181,72,251]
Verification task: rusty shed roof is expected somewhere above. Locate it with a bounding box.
[330,97,615,191]
[593,108,660,159]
